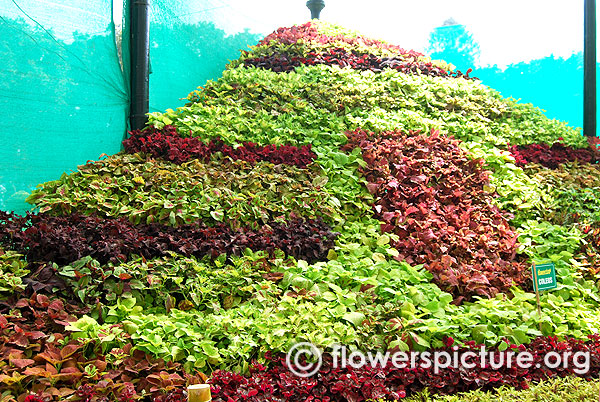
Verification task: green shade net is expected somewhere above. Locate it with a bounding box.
[0,0,128,214]
[147,0,263,112]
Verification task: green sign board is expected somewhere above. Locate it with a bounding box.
[531,263,557,291]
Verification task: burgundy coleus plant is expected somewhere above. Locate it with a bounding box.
[343,129,529,300]
[0,211,338,266]
[243,48,475,80]
[209,335,600,401]
[509,140,600,169]
[256,21,422,61]
[123,125,316,168]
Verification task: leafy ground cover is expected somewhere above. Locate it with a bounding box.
[3,19,600,401]
[402,376,600,402]
[0,211,336,264]
[509,141,600,168]
[207,335,600,401]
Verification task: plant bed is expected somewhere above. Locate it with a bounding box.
[3,20,600,401]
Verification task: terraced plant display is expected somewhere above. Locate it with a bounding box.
[2,20,600,401]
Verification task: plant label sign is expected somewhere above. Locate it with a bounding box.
[532,262,557,292]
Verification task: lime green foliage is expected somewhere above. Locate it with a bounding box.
[169,65,581,149]
[518,220,584,265]
[69,294,369,373]
[65,234,600,371]
[55,253,281,313]
[503,100,587,147]
[66,270,600,371]
[525,162,600,227]
[29,154,340,227]
[398,376,600,402]
[0,250,29,296]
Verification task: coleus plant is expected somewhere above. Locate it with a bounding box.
[123,125,317,168]
[343,128,529,300]
[0,211,338,266]
[26,154,340,228]
[242,48,475,80]
[249,21,423,60]
[509,141,600,169]
[208,335,600,401]
[0,294,205,401]
[52,253,283,312]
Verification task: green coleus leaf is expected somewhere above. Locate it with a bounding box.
[342,312,366,326]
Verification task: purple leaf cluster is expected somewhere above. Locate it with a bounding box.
[0,211,338,265]
[123,125,316,168]
[243,48,475,80]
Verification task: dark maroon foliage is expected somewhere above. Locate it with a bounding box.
[243,48,475,80]
[342,129,528,300]
[509,141,600,169]
[209,335,600,401]
[123,125,317,168]
[0,211,338,266]
[257,22,422,60]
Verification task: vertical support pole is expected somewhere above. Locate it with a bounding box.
[584,0,596,137]
[306,0,325,20]
[532,263,543,333]
[130,0,150,130]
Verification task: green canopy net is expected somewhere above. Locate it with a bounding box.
[0,0,128,213]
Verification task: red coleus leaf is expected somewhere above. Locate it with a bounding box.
[10,358,35,368]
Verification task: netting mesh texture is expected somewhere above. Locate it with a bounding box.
[0,0,128,213]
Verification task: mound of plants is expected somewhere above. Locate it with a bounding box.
[3,20,600,401]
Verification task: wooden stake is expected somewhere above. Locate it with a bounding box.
[188,384,211,402]
[532,262,543,333]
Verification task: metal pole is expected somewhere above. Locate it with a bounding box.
[130,0,150,130]
[584,0,596,137]
[306,0,325,19]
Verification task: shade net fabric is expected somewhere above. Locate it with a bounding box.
[147,0,263,112]
[0,0,128,214]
